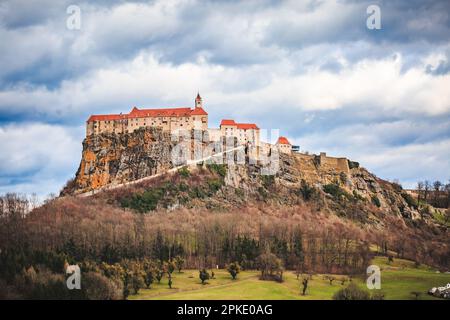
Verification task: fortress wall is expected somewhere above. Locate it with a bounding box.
[336,157,350,173]
[295,153,315,162]
[318,152,349,173]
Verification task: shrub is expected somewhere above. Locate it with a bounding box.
[199,269,210,284]
[323,183,341,197]
[189,186,207,199]
[178,166,190,178]
[371,195,381,207]
[401,192,418,209]
[16,268,79,300]
[299,180,315,201]
[261,175,275,189]
[352,190,365,202]
[120,188,164,213]
[323,183,351,200]
[207,179,223,194]
[332,283,371,300]
[83,272,123,300]
[226,262,241,280]
[257,253,284,282]
[174,256,185,273]
[207,164,227,177]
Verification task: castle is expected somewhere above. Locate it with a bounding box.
[77,94,354,194]
[85,95,354,173]
[86,93,269,151]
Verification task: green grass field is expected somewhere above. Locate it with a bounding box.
[129,256,450,300]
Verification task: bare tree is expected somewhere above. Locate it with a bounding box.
[424,180,431,203]
[433,181,442,206]
[417,181,424,203]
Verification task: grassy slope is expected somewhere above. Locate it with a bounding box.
[130,256,450,300]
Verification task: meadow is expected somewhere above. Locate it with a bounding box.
[130,256,450,300]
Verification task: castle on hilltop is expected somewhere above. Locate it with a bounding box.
[86,93,281,152]
[77,94,354,195]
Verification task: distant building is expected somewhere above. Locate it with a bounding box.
[219,119,260,147]
[86,93,208,136]
[276,136,292,154]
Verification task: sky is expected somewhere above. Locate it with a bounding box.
[0,0,449,198]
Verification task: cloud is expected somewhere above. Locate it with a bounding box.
[0,0,449,195]
[2,51,450,124]
[0,123,82,197]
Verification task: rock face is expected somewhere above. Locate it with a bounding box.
[63,128,177,194]
[63,127,422,223]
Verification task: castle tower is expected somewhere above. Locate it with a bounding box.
[195,92,203,109]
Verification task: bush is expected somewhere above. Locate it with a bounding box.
[226,262,241,280]
[261,175,275,189]
[401,192,418,209]
[82,272,123,300]
[16,268,79,300]
[333,283,371,300]
[371,195,381,207]
[257,253,284,282]
[299,180,315,201]
[323,183,352,201]
[207,164,227,177]
[207,179,223,194]
[323,183,341,197]
[178,166,190,178]
[120,188,164,213]
[352,190,365,202]
[199,269,210,284]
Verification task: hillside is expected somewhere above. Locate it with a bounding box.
[64,127,435,224]
[55,127,448,268]
[1,127,448,299]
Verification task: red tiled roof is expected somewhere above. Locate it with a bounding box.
[220,119,236,126]
[190,107,208,115]
[87,114,124,122]
[220,119,259,130]
[87,106,208,122]
[277,136,291,145]
[237,123,259,130]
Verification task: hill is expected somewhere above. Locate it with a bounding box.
[1,127,448,299]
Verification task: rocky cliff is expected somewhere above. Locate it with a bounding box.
[63,127,424,224]
[62,128,178,195]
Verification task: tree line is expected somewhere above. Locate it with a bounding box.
[0,192,376,298]
[416,180,450,208]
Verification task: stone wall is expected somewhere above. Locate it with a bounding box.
[317,152,350,173]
